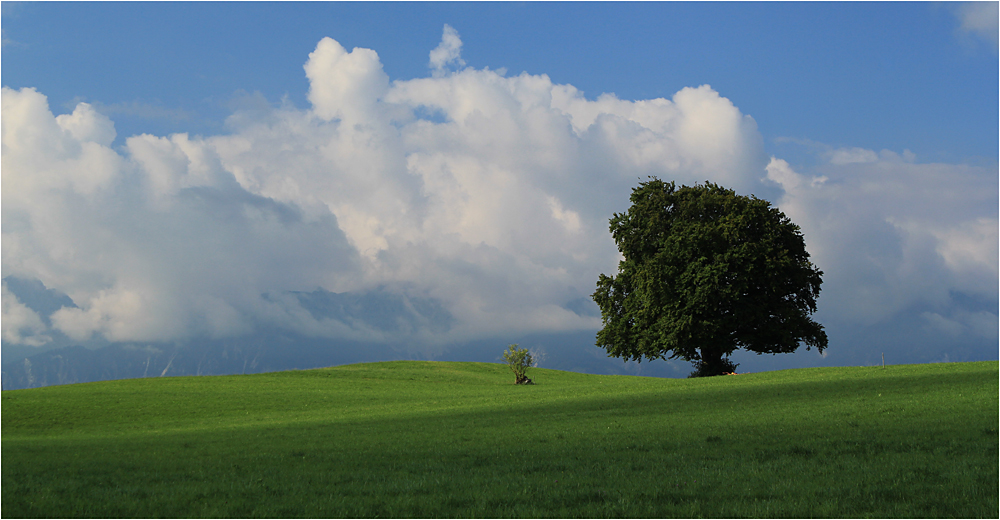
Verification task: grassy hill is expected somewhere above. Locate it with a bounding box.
[2,360,997,518]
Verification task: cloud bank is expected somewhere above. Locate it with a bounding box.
[766,154,997,339]
[2,26,996,365]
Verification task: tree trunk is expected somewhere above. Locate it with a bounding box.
[699,347,726,377]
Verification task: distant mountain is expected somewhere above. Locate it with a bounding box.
[290,288,455,334]
[2,276,687,390]
[1,280,452,390]
[2,276,78,323]
[1,329,689,391]
[1,333,401,390]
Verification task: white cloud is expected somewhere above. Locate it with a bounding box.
[2,32,769,348]
[55,102,117,146]
[1,282,52,346]
[429,24,466,76]
[3,29,995,359]
[2,86,363,344]
[928,217,998,276]
[766,153,997,329]
[304,37,389,123]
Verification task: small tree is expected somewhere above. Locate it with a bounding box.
[593,179,828,377]
[502,344,534,384]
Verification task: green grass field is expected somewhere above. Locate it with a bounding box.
[2,360,997,518]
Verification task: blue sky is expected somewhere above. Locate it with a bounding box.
[2,2,997,377]
[4,2,996,161]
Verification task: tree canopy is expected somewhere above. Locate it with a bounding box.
[592,179,828,376]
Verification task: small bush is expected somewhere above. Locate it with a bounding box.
[688,357,739,378]
[502,344,534,384]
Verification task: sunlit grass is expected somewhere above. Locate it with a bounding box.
[3,360,997,517]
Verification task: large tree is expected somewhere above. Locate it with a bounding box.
[593,179,827,376]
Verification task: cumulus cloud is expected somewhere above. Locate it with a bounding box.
[2,26,995,363]
[429,24,466,76]
[3,87,362,344]
[304,37,389,123]
[1,29,768,350]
